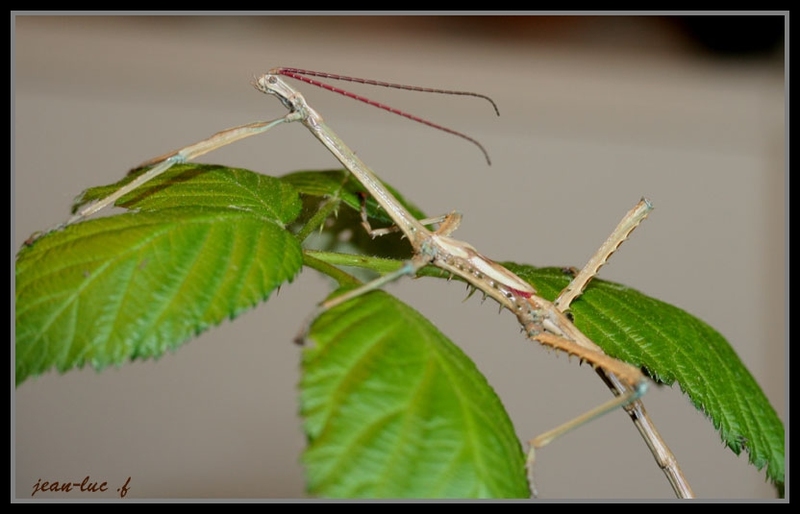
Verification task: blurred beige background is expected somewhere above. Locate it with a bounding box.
[13,15,785,500]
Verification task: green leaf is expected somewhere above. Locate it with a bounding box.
[504,264,785,488]
[281,169,428,224]
[301,289,529,498]
[16,165,304,385]
[281,169,430,265]
[73,164,301,220]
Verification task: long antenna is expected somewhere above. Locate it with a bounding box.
[273,67,498,165]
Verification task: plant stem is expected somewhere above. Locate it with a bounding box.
[302,252,363,289]
[295,197,343,243]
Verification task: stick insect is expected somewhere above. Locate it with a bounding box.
[59,68,693,498]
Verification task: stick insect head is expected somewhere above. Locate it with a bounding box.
[253,71,305,113]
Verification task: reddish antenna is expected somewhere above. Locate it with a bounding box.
[272,67,499,165]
